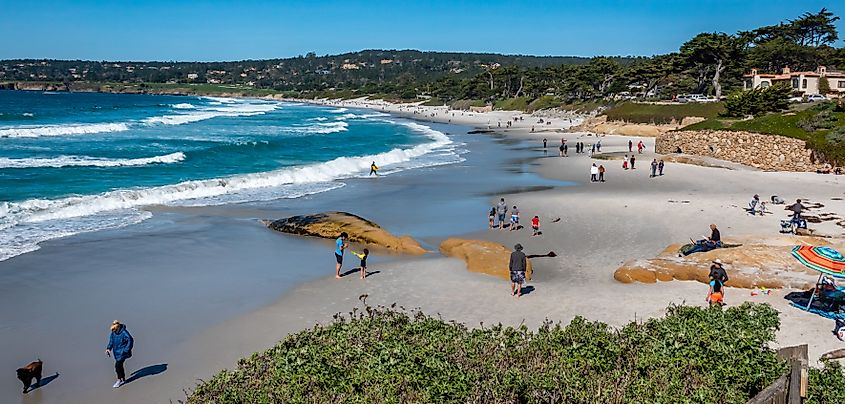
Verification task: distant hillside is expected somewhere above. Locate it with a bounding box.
[0,50,636,91]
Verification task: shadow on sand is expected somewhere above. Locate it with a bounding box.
[27,373,60,393]
[125,364,168,384]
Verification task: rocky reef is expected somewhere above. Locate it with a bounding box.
[439,238,533,281]
[266,212,426,255]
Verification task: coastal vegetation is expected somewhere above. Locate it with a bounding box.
[680,101,845,163]
[604,102,725,124]
[189,303,790,403]
[2,9,841,108]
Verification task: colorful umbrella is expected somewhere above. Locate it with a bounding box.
[792,245,845,309]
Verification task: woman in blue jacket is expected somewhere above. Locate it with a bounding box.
[106,320,134,388]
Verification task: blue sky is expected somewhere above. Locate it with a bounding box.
[1,0,842,61]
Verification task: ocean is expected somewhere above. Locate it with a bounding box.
[0,91,463,261]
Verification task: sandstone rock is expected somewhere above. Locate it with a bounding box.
[267,212,426,255]
[439,238,533,281]
[614,236,845,289]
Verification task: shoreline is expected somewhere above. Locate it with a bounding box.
[0,111,567,403]
[4,94,845,403]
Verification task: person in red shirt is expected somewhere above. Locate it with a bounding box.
[531,216,540,237]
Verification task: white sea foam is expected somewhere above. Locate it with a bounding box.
[0,123,130,138]
[308,117,329,121]
[171,103,196,109]
[329,108,348,113]
[145,100,279,126]
[335,112,389,120]
[0,152,186,169]
[281,121,349,134]
[0,118,461,262]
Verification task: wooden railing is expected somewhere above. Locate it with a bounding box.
[747,344,808,404]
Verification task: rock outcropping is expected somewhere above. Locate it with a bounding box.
[267,212,426,255]
[614,236,842,289]
[439,238,533,281]
[656,130,823,172]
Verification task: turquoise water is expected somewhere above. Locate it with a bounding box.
[0,91,461,260]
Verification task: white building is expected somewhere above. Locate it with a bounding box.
[744,66,845,96]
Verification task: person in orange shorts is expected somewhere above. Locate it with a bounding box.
[707,277,725,307]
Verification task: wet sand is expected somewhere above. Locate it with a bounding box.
[0,121,566,403]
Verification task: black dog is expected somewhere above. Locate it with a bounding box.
[16,359,42,393]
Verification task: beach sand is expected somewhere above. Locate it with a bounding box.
[4,101,845,403]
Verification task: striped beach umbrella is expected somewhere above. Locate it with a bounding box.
[792,245,845,310]
[792,246,845,278]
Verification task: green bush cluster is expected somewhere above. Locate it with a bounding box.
[189,303,786,403]
[723,83,791,117]
[604,101,725,124]
[807,360,845,403]
[799,110,838,132]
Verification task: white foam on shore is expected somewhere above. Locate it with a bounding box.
[0,123,130,138]
[0,119,460,262]
[171,103,196,109]
[329,108,348,113]
[0,152,186,169]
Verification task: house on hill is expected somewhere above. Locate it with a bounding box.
[744,66,845,96]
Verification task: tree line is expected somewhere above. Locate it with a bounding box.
[0,9,842,104]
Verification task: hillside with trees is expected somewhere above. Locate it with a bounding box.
[1,9,842,106]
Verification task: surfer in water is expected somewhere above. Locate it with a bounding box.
[370,161,379,176]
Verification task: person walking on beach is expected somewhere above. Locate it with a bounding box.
[106,320,134,388]
[543,138,547,149]
[335,232,349,278]
[369,161,379,176]
[630,155,636,169]
[623,155,629,170]
[638,141,645,154]
[590,143,596,156]
[563,142,568,156]
[509,244,527,298]
[628,140,633,152]
[596,139,602,152]
[531,215,540,236]
[650,159,658,177]
[488,206,496,229]
[509,205,520,231]
[496,198,508,231]
[559,143,565,157]
[598,164,606,182]
[658,160,665,176]
[590,163,599,182]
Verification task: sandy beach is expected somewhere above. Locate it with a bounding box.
[4,100,845,403]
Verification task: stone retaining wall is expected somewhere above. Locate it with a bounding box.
[655,130,822,172]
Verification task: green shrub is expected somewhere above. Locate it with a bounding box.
[526,96,563,112]
[799,110,838,132]
[189,303,786,403]
[723,83,790,117]
[494,97,529,111]
[807,360,845,404]
[604,102,725,124]
[450,99,487,110]
[825,126,845,145]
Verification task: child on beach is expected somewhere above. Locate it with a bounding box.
[531,216,540,236]
[509,206,520,231]
[623,155,629,170]
[351,248,369,279]
[707,276,725,307]
[488,207,496,229]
